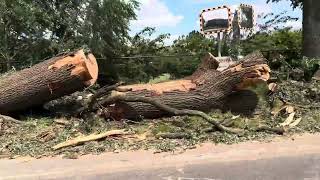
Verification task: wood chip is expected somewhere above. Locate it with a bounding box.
[285,106,295,114]
[54,119,70,125]
[280,112,296,127]
[53,129,127,150]
[289,118,302,128]
[268,83,278,92]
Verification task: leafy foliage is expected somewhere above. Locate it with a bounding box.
[266,0,303,8]
[0,0,316,83]
[113,27,171,83]
[115,30,216,83]
[166,31,216,77]
[0,0,139,72]
[170,31,215,55]
[257,11,299,32]
[242,29,302,58]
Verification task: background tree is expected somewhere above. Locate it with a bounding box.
[82,0,138,81]
[0,0,139,73]
[116,27,171,83]
[302,0,320,58]
[114,30,217,83]
[0,0,45,71]
[267,0,320,58]
[242,12,302,62]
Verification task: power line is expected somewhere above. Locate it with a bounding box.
[96,54,202,60]
[0,48,316,67]
[96,49,304,60]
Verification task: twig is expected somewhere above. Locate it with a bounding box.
[0,154,11,159]
[88,82,125,109]
[279,100,320,110]
[100,95,244,134]
[256,125,286,135]
[0,115,23,124]
[156,132,192,139]
[75,82,125,116]
[53,129,127,150]
[288,103,320,109]
[53,119,71,125]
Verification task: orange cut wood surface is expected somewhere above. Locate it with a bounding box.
[118,80,197,95]
[48,50,98,86]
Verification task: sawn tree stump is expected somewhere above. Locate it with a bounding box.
[0,49,98,114]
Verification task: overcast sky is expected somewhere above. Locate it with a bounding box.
[130,0,302,44]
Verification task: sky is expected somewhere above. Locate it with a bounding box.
[130,0,302,44]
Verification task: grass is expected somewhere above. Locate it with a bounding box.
[0,80,319,158]
[148,73,171,84]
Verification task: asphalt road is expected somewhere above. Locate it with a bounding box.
[1,134,320,180]
[101,154,320,180]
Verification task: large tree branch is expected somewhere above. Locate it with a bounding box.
[100,95,244,134]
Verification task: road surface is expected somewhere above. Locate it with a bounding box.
[1,133,320,180]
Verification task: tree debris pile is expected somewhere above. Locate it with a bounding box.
[273,80,320,105]
[0,50,319,158]
[44,52,271,121]
[269,79,320,132]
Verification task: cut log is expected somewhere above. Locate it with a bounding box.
[0,49,98,114]
[102,52,270,120]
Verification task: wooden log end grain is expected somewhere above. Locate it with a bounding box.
[0,49,99,114]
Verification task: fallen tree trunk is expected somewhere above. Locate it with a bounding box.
[100,52,270,120]
[100,95,244,134]
[0,49,98,114]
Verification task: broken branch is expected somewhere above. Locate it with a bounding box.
[0,115,23,124]
[256,125,286,135]
[53,129,127,150]
[101,95,244,134]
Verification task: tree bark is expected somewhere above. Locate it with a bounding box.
[102,52,270,120]
[303,0,320,58]
[0,49,98,114]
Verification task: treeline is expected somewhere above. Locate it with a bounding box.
[1,0,314,84]
[0,0,138,75]
[118,26,304,83]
